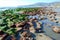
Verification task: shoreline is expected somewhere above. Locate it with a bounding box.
[35,33,53,40]
[55,15,60,23]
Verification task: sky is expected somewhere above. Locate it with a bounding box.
[0,0,60,7]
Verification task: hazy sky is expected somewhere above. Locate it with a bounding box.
[0,0,60,7]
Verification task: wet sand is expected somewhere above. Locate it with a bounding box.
[35,33,53,40]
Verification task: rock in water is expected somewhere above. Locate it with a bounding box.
[52,26,60,33]
[29,26,35,33]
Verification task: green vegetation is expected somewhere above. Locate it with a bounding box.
[0,14,28,35]
[0,8,30,35]
[0,8,42,35]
